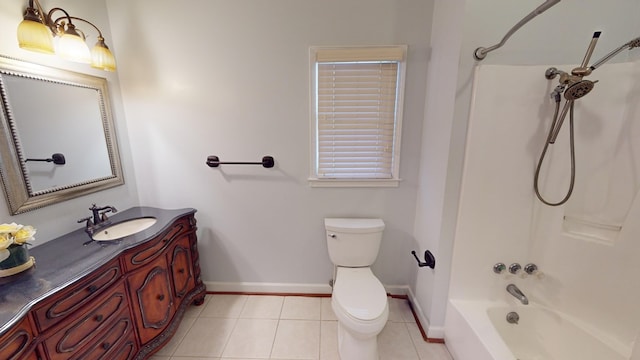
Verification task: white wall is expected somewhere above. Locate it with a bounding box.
[105,0,433,288]
[0,1,138,242]
[411,0,464,338]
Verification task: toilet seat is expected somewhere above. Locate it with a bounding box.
[333,267,387,321]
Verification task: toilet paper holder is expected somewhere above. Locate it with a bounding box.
[411,250,436,269]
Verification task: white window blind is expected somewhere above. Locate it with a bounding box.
[312,46,406,184]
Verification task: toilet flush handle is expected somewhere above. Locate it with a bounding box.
[328,234,337,238]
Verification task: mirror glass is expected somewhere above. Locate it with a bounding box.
[0,56,123,214]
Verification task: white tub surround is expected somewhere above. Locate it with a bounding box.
[446,61,640,359]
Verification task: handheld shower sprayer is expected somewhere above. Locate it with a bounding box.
[537,32,640,206]
[535,31,600,206]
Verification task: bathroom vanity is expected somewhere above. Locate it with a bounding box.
[0,207,206,360]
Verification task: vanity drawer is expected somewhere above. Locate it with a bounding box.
[69,310,136,360]
[0,317,37,360]
[123,216,192,271]
[33,258,122,332]
[104,338,137,360]
[42,281,129,359]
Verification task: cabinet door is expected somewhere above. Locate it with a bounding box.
[169,235,195,301]
[0,317,37,360]
[127,255,174,344]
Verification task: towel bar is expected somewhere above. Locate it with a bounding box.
[206,155,274,168]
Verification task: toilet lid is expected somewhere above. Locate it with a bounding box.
[333,267,387,321]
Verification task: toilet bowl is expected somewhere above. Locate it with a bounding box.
[332,267,389,359]
[325,218,388,359]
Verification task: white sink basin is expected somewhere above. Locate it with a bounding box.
[92,217,157,241]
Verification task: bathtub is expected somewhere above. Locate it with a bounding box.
[444,300,629,360]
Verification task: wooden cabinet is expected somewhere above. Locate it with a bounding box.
[0,212,206,360]
[0,317,38,360]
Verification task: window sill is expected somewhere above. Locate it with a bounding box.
[308,178,401,188]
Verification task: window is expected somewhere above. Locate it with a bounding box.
[309,46,407,187]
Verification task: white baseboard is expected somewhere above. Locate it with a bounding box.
[427,325,445,339]
[204,281,411,297]
[204,281,333,294]
[406,287,445,339]
[384,284,411,296]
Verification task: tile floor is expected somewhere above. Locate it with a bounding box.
[150,294,453,360]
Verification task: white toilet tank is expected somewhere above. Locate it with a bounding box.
[325,218,385,267]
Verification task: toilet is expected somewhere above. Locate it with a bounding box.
[325,218,388,360]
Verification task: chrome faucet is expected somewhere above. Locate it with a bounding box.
[506,284,529,305]
[78,204,117,236]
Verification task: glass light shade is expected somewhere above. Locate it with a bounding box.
[17,19,54,54]
[56,32,91,64]
[91,40,116,71]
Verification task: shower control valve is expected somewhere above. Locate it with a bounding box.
[508,263,522,274]
[524,263,538,275]
[493,263,506,274]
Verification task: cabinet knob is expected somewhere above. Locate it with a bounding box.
[178,268,185,274]
[87,285,98,293]
[157,294,165,301]
[102,342,111,350]
[95,314,103,322]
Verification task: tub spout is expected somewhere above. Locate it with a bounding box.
[506,284,529,305]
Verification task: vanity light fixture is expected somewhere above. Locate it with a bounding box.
[16,0,116,71]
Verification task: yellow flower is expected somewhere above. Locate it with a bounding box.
[13,225,36,244]
[0,222,21,234]
[0,233,13,250]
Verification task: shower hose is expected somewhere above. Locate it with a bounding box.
[533,99,576,206]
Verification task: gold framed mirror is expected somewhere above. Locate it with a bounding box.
[0,56,123,214]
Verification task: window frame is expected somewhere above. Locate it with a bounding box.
[308,45,407,188]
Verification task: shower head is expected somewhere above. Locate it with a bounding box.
[564,80,595,100]
[589,36,640,71]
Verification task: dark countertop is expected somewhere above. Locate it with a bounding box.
[0,206,196,336]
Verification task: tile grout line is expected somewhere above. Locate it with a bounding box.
[268,296,286,359]
[217,295,247,359]
[167,296,210,358]
[403,321,425,360]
